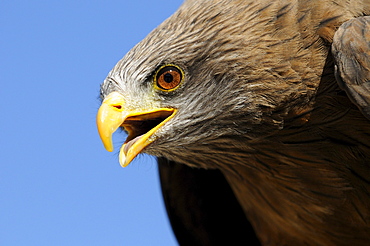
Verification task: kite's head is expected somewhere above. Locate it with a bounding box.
[96,0,316,167]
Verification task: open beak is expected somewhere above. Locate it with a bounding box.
[96,92,176,167]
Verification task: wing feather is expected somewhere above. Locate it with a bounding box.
[332,16,370,120]
[158,158,260,246]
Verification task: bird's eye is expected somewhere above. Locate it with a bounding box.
[154,65,184,91]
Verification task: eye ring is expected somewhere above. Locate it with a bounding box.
[154,64,184,91]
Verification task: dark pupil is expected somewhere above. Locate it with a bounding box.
[163,73,173,83]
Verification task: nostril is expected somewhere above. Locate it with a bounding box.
[113,105,122,109]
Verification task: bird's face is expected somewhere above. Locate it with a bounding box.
[96,49,254,168]
[96,1,317,168]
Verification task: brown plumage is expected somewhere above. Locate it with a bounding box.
[97,0,370,245]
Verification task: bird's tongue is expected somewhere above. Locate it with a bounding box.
[123,135,142,155]
[119,134,143,166]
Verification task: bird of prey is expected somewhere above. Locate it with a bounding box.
[96,0,370,245]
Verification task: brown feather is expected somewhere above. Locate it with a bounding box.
[100,0,370,245]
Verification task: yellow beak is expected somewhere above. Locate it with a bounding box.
[96,92,176,167]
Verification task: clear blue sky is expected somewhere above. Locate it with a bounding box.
[1,0,184,245]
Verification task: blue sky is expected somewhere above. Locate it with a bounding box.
[1,0,184,245]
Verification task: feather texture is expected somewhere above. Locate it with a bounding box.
[100,0,370,244]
